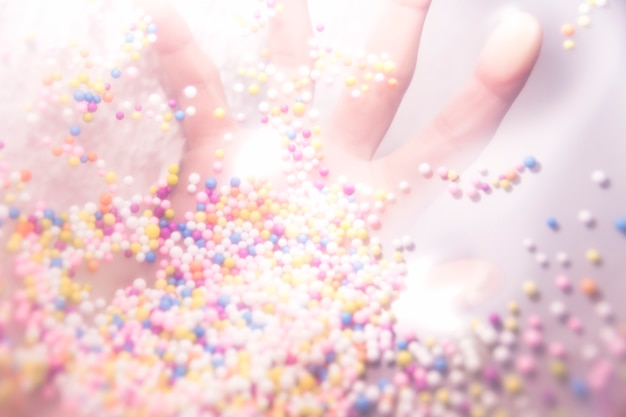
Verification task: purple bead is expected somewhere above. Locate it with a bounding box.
[156,188,169,199]
[130,204,140,213]
[489,313,501,328]
[482,366,500,384]
[153,206,165,218]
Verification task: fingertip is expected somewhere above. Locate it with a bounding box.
[476,11,543,99]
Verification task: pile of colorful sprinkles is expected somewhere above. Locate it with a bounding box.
[0,2,625,417]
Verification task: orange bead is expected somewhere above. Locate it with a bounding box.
[100,193,112,206]
[51,145,63,156]
[87,152,98,162]
[561,24,575,37]
[87,259,100,272]
[19,170,32,182]
[64,135,75,144]
[102,92,114,103]
[580,278,599,296]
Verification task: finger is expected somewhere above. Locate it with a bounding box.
[328,0,431,160]
[268,0,313,71]
[137,0,233,149]
[267,1,314,106]
[381,11,542,180]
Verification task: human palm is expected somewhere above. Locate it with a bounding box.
[2,0,542,415]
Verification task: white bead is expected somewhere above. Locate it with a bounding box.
[591,170,609,187]
[418,163,432,177]
[184,85,197,98]
[577,210,594,226]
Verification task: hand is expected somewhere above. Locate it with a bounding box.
[1,0,542,415]
[143,0,542,216]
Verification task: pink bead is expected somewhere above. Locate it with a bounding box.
[343,183,355,196]
[393,372,408,386]
[528,315,542,329]
[115,112,125,120]
[555,275,571,291]
[438,166,448,179]
[567,317,582,332]
[549,342,565,358]
[319,167,329,177]
[515,355,536,375]
[524,329,543,348]
[447,183,461,196]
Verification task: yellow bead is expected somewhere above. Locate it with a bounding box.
[293,102,305,117]
[396,351,412,367]
[345,76,356,87]
[550,360,567,379]
[83,112,94,123]
[522,280,538,297]
[563,39,575,50]
[503,374,522,394]
[383,60,395,73]
[167,174,178,186]
[145,224,160,239]
[248,84,259,95]
[104,172,117,184]
[168,164,179,175]
[585,248,601,265]
[214,107,227,120]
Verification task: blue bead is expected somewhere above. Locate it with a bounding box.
[547,217,559,230]
[50,258,63,268]
[205,177,217,189]
[247,245,256,256]
[570,378,587,398]
[159,219,169,227]
[54,298,66,309]
[195,239,206,248]
[615,218,626,233]
[181,288,192,298]
[434,357,448,372]
[69,125,81,136]
[213,253,225,265]
[354,395,372,413]
[396,339,408,350]
[242,311,252,324]
[217,295,230,307]
[80,155,88,163]
[84,92,94,102]
[8,207,20,219]
[193,326,205,337]
[147,23,158,34]
[230,177,241,187]
[111,68,121,78]
[93,95,102,104]
[230,233,241,244]
[124,33,135,43]
[523,155,537,169]
[73,90,85,101]
[352,261,363,271]
[172,365,187,378]
[211,357,224,367]
[286,129,297,140]
[340,312,352,326]
[269,234,279,244]
[145,252,156,263]
[159,295,174,311]
[174,110,185,121]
